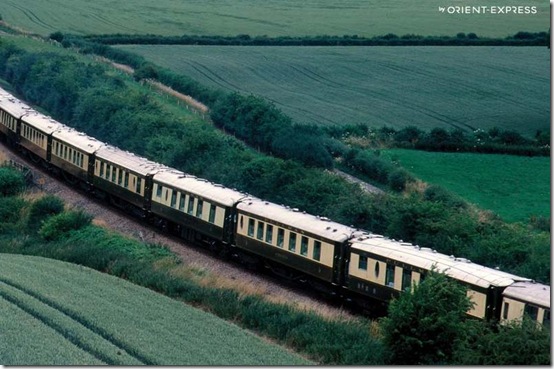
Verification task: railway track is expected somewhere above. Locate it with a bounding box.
[0,141,356,321]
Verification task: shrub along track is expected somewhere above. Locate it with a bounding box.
[0,141,355,321]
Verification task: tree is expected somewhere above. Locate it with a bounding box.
[380,271,473,365]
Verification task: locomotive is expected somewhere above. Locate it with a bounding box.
[0,87,549,325]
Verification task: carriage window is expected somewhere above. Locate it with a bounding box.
[277,228,284,248]
[247,218,255,237]
[256,221,264,240]
[374,262,380,278]
[502,302,509,320]
[156,184,162,198]
[208,204,216,223]
[171,191,177,208]
[300,236,308,256]
[196,199,203,218]
[187,197,195,215]
[124,172,129,187]
[313,240,321,261]
[99,161,104,177]
[525,305,539,321]
[179,194,185,211]
[118,169,123,185]
[358,255,368,270]
[385,264,395,287]
[402,269,412,291]
[288,232,297,252]
[136,177,142,194]
[111,167,117,182]
[265,224,273,244]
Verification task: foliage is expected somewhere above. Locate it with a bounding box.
[85,32,549,46]
[0,167,25,196]
[27,195,65,229]
[380,271,473,365]
[0,196,26,223]
[38,210,92,240]
[455,318,551,365]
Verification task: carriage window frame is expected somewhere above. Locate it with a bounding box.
[313,240,321,261]
[288,232,297,252]
[358,255,368,270]
[277,228,284,248]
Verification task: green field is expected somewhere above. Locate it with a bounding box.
[0,0,548,38]
[0,254,311,366]
[118,45,549,136]
[382,149,550,222]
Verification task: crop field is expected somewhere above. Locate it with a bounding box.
[0,0,548,38]
[0,254,311,366]
[382,149,550,223]
[118,45,549,136]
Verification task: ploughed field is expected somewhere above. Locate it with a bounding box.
[118,45,549,136]
[0,0,548,37]
[0,254,311,366]
[382,149,550,223]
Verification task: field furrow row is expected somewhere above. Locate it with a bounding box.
[0,276,150,365]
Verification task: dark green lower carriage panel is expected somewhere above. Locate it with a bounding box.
[235,234,334,282]
[347,275,400,303]
[20,139,47,160]
[93,178,145,209]
[151,202,225,242]
[50,156,88,182]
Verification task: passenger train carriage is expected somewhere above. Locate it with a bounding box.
[51,127,103,184]
[94,144,167,213]
[347,234,538,321]
[151,170,247,246]
[0,86,549,326]
[235,198,359,288]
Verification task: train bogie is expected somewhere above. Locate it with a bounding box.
[151,170,246,244]
[235,199,357,284]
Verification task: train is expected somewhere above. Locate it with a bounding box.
[0,86,549,325]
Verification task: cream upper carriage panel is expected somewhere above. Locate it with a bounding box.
[152,169,247,229]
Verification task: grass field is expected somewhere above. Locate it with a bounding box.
[0,254,311,366]
[118,45,549,136]
[0,0,548,38]
[381,149,550,223]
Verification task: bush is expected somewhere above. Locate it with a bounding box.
[0,196,26,223]
[423,185,467,209]
[28,195,65,229]
[0,167,25,196]
[39,210,93,240]
[388,168,414,192]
